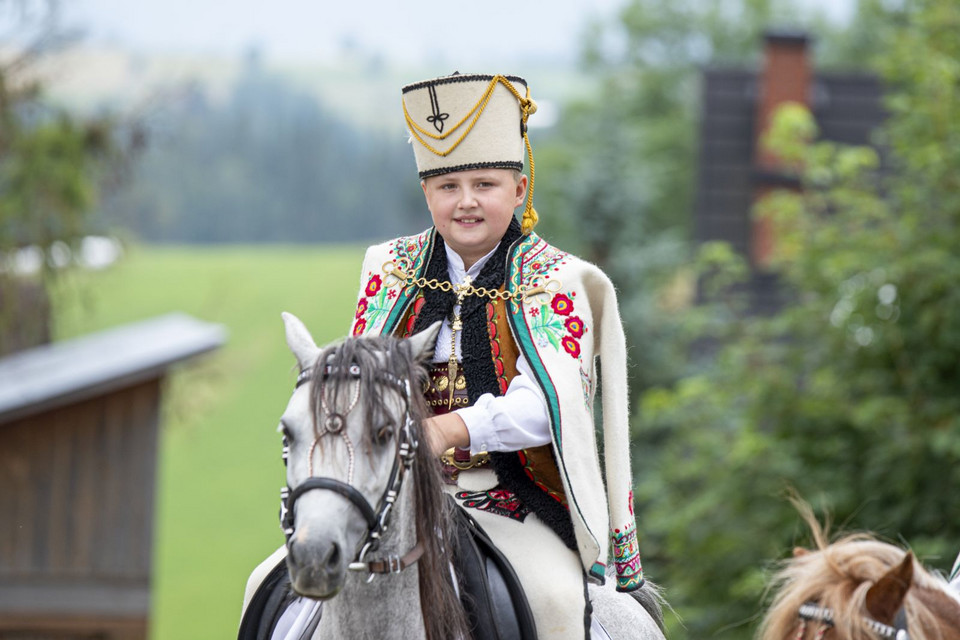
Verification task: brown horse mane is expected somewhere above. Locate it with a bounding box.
[758,501,960,640]
[309,335,469,640]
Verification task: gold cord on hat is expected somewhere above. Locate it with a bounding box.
[403,75,539,235]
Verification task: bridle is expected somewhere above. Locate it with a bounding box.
[796,602,910,640]
[279,360,425,580]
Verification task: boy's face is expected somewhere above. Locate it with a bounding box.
[421,168,527,270]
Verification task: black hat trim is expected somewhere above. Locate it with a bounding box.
[418,161,523,180]
[402,74,527,94]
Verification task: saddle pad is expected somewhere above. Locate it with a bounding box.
[237,558,321,640]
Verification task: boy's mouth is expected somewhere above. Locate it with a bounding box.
[455,216,483,225]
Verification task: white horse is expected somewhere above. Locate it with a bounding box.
[239,313,666,640]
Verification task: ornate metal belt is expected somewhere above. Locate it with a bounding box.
[424,364,489,482]
[424,363,469,411]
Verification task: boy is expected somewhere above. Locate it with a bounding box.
[350,72,642,639]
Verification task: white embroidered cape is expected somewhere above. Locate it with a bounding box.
[350,227,643,591]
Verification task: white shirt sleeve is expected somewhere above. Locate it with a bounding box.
[455,353,552,453]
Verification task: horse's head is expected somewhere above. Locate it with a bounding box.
[277,312,440,599]
[758,507,960,640]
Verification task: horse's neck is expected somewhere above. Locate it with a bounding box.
[316,479,426,640]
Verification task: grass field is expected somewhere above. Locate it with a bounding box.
[51,244,365,639]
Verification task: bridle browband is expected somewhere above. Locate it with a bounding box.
[797,602,910,640]
[280,360,425,580]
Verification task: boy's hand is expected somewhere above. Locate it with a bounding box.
[423,413,470,456]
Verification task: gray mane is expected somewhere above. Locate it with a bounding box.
[308,335,469,640]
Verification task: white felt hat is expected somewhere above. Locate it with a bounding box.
[401,73,539,232]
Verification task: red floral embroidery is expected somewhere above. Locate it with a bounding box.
[456,488,531,522]
[353,318,367,336]
[364,275,382,297]
[551,293,573,316]
[386,289,397,299]
[355,298,368,319]
[562,336,581,358]
[565,316,585,338]
[529,307,540,318]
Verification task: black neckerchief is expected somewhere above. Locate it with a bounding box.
[411,217,577,549]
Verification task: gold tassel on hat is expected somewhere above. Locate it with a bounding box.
[518,83,538,235]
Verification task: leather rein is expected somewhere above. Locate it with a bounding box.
[279,362,425,579]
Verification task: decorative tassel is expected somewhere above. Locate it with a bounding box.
[521,206,539,235]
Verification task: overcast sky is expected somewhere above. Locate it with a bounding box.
[56,0,855,66]
[62,0,625,64]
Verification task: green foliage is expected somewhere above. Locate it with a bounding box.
[535,0,898,398]
[0,114,113,251]
[0,0,118,258]
[0,1,123,354]
[632,1,960,636]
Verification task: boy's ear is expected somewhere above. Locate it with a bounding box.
[515,173,528,204]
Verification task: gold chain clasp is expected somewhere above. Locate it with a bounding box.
[521,278,562,302]
[382,259,412,288]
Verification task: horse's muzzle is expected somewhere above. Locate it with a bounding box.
[286,535,347,599]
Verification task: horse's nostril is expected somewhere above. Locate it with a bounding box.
[323,543,341,571]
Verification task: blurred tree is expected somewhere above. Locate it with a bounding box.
[0,0,125,354]
[629,0,960,636]
[534,0,898,396]
[100,55,423,244]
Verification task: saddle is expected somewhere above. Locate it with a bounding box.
[237,498,537,640]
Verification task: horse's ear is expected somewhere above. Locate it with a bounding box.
[282,312,321,371]
[406,321,442,361]
[865,551,914,625]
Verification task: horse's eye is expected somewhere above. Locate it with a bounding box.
[375,425,394,443]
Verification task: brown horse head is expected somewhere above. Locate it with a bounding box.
[758,506,960,640]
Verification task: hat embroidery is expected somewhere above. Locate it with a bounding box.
[426,84,449,133]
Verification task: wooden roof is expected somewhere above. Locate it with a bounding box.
[0,313,226,424]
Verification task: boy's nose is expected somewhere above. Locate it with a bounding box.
[458,189,479,208]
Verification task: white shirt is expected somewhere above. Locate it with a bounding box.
[433,243,552,454]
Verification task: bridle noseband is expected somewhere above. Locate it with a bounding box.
[797,602,910,640]
[279,361,424,580]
